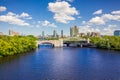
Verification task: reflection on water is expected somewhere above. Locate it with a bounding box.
[0,48,120,80]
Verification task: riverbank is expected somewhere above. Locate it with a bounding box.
[0,35,37,57]
[90,36,120,51]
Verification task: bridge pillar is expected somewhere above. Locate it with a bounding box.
[87,38,90,43]
[60,39,63,47]
[53,39,63,47]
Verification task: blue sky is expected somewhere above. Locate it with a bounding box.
[0,0,120,36]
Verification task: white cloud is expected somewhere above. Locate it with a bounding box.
[102,14,120,21]
[36,20,57,28]
[89,10,120,25]
[56,0,74,2]
[93,9,102,15]
[79,25,100,33]
[42,20,57,27]
[20,12,32,19]
[82,21,86,24]
[42,20,50,26]
[103,25,117,35]
[102,14,113,21]
[20,12,29,17]
[6,12,32,19]
[80,10,120,35]
[89,16,105,25]
[48,1,79,23]
[7,12,16,16]
[0,12,30,26]
[111,10,120,15]
[0,6,7,12]
[79,24,118,35]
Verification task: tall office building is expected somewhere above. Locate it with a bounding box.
[0,32,3,35]
[87,32,100,37]
[70,26,79,37]
[70,27,73,37]
[80,33,85,37]
[9,29,19,36]
[91,32,100,37]
[42,31,45,37]
[42,31,45,40]
[114,30,120,36]
[87,32,91,37]
[53,30,57,38]
[61,30,63,38]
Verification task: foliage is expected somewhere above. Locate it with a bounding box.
[0,35,37,57]
[90,36,120,50]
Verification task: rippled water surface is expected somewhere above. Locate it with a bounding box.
[0,48,120,80]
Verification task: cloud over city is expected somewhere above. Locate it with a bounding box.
[36,20,57,28]
[89,10,120,25]
[48,1,79,24]
[79,10,120,35]
[0,12,31,26]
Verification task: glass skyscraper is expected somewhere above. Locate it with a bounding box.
[114,30,120,36]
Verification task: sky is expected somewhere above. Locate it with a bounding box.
[0,0,120,36]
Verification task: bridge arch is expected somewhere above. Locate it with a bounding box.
[38,42,54,48]
[36,40,63,48]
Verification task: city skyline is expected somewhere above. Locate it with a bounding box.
[0,0,120,36]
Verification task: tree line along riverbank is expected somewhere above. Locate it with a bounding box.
[0,35,37,57]
[90,36,120,51]
[0,35,120,57]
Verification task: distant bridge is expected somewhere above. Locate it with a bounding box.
[36,39,63,47]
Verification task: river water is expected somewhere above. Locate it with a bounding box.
[0,47,120,80]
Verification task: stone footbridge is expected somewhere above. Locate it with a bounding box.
[36,39,63,47]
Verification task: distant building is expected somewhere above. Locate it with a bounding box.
[79,33,85,37]
[42,31,45,37]
[86,32,100,37]
[53,30,57,38]
[46,34,53,38]
[0,32,4,35]
[9,29,19,36]
[114,30,120,36]
[37,35,42,38]
[61,30,63,38]
[87,32,91,37]
[91,32,100,37]
[42,31,45,40]
[70,26,79,37]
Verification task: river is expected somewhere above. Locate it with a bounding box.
[0,47,120,80]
